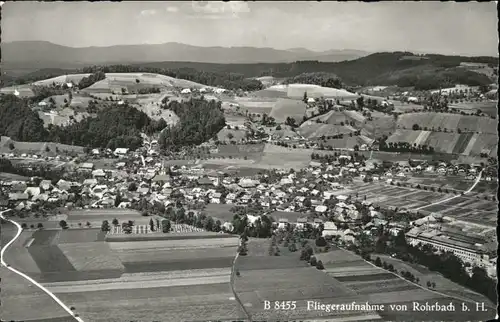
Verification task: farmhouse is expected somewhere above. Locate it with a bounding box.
[114,148,129,156]
[78,163,95,172]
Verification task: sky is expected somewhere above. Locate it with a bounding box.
[2,1,498,56]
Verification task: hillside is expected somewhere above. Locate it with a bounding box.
[397,112,497,134]
[4,51,495,90]
[1,41,369,72]
[3,66,263,92]
[0,95,163,150]
[386,129,498,157]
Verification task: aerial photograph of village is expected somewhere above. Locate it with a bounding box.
[0,2,498,322]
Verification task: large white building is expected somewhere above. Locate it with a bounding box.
[406,226,496,269]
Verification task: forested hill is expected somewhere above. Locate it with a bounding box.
[0,95,47,142]
[135,52,496,89]
[3,65,264,92]
[0,95,226,151]
[3,51,496,90]
[0,95,164,150]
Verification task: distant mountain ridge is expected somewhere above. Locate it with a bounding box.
[1,41,371,73]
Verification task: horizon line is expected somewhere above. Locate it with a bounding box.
[3,40,498,58]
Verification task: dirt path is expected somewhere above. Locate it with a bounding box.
[230,249,252,321]
[413,170,483,211]
[0,210,84,322]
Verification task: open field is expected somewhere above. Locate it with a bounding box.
[3,219,244,321]
[341,182,496,226]
[397,112,497,134]
[449,100,498,117]
[0,85,36,97]
[316,247,495,321]
[374,254,495,306]
[257,143,312,169]
[299,121,355,139]
[53,281,245,322]
[285,84,359,100]
[269,98,307,123]
[0,136,84,155]
[217,128,248,143]
[0,171,30,181]
[387,129,498,157]
[232,237,495,321]
[215,143,265,160]
[205,203,236,222]
[81,72,211,94]
[0,267,72,321]
[31,74,91,86]
[64,208,149,227]
[233,97,276,115]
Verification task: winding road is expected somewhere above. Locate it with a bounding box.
[413,170,483,211]
[0,210,85,322]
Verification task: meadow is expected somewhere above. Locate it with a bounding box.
[387,129,498,157]
[315,247,495,321]
[0,136,84,156]
[269,98,308,123]
[1,218,243,322]
[397,112,497,134]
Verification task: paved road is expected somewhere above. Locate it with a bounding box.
[0,210,85,322]
[413,170,483,211]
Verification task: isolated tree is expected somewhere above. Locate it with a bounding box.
[21,223,27,229]
[162,219,171,233]
[315,236,327,247]
[59,220,68,229]
[427,281,432,288]
[316,260,325,270]
[128,182,137,191]
[101,220,110,232]
[112,218,119,226]
[412,124,420,131]
[303,91,308,103]
[149,218,155,232]
[8,142,15,150]
[431,282,436,288]
[135,79,140,83]
[309,256,317,266]
[375,257,382,267]
[114,191,122,207]
[37,223,44,229]
[86,221,91,228]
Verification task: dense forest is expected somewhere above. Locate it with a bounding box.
[78,71,106,89]
[46,103,162,150]
[0,95,162,150]
[0,95,47,141]
[283,72,343,88]
[159,98,225,150]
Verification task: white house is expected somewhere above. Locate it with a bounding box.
[114,148,129,156]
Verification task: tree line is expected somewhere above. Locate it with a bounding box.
[283,72,343,89]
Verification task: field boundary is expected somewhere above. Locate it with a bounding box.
[0,210,84,322]
[335,245,495,309]
[230,250,251,321]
